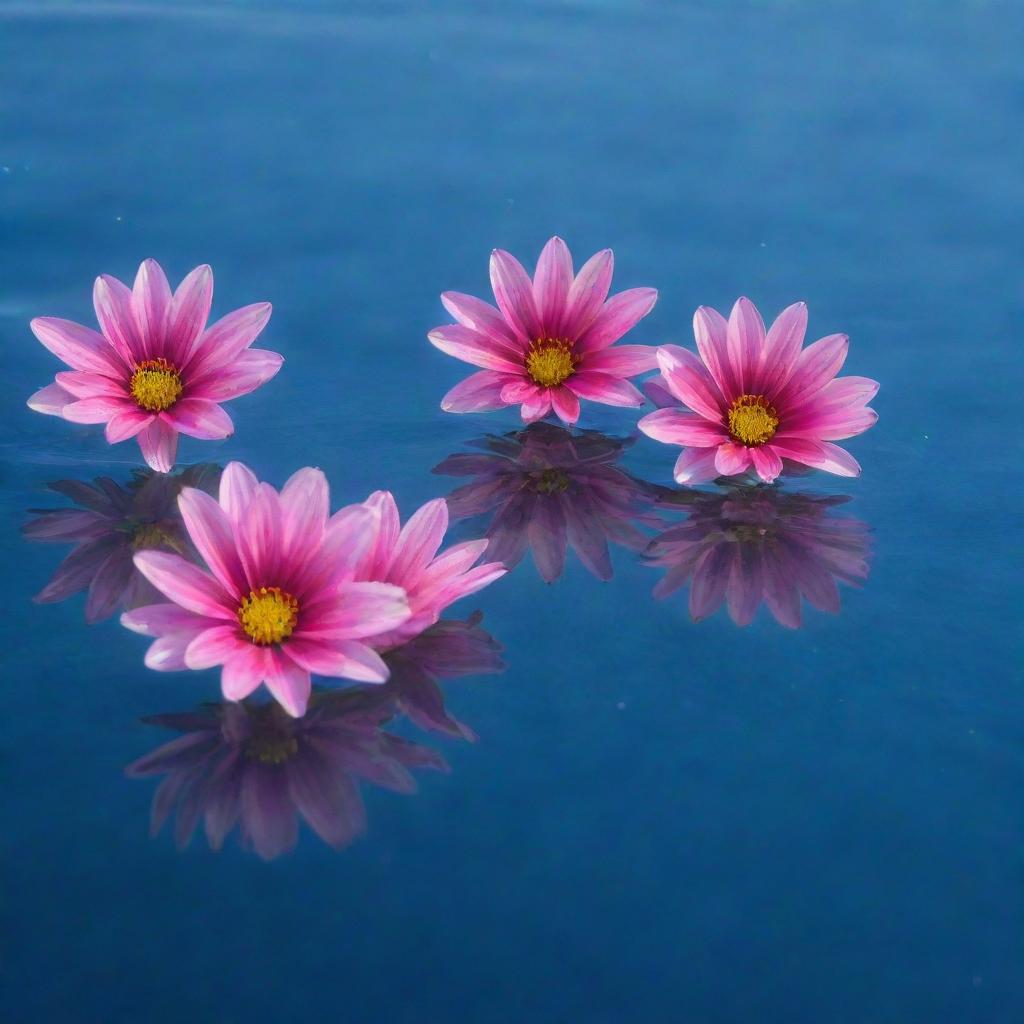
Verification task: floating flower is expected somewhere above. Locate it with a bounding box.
[434,423,661,582]
[121,462,413,717]
[638,299,878,483]
[646,484,871,628]
[23,464,220,622]
[429,237,658,425]
[126,687,446,860]
[28,259,282,472]
[353,492,507,648]
[380,613,504,740]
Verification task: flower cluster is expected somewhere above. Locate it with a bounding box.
[25,244,879,731]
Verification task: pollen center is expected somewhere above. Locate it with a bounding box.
[238,586,299,646]
[526,338,576,388]
[130,358,183,412]
[528,468,571,494]
[728,394,779,447]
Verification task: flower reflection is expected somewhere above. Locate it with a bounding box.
[127,616,503,859]
[646,485,870,628]
[381,612,504,740]
[23,464,220,622]
[434,423,660,582]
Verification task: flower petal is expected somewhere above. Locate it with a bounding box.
[299,581,410,640]
[236,484,283,590]
[30,317,125,377]
[726,297,765,394]
[769,438,861,477]
[388,499,448,585]
[520,388,552,422]
[758,301,806,397]
[219,461,259,523]
[93,274,142,365]
[133,550,236,619]
[189,349,283,402]
[672,447,720,484]
[282,637,389,682]
[27,381,74,417]
[428,324,523,371]
[161,398,233,440]
[221,647,267,701]
[750,445,783,482]
[440,370,516,413]
[714,442,752,477]
[777,334,849,409]
[532,236,573,336]
[564,371,644,407]
[638,408,728,447]
[576,288,657,354]
[178,486,247,594]
[184,624,244,669]
[185,302,273,376]
[131,259,171,358]
[62,395,134,424]
[105,408,153,443]
[550,387,580,425]
[581,343,659,377]
[137,417,178,473]
[288,638,389,683]
[693,305,737,401]
[167,264,213,364]
[489,249,542,342]
[440,291,519,347]
[55,369,126,399]
[564,249,613,338]
[656,345,726,423]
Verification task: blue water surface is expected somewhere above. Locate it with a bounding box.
[2,2,1022,1021]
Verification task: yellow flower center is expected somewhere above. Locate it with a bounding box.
[526,338,576,388]
[130,522,178,551]
[728,394,779,447]
[238,586,299,646]
[528,468,571,494]
[130,358,183,412]
[243,705,299,763]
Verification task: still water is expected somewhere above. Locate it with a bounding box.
[2,2,1022,1021]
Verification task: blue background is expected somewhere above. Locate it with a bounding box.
[1,1,1021,1021]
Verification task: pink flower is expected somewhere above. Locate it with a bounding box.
[121,462,414,718]
[353,492,507,647]
[638,298,878,484]
[429,236,658,425]
[28,259,283,473]
[646,484,871,628]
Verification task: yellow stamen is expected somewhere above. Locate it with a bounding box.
[526,338,576,388]
[528,468,571,494]
[130,357,183,412]
[238,586,299,646]
[728,394,779,447]
[243,704,299,764]
[130,522,177,551]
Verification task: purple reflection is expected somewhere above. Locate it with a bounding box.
[126,616,503,860]
[647,485,871,628]
[23,464,220,622]
[434,423,660,582]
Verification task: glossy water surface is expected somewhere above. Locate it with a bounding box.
[2,2,1022,1021]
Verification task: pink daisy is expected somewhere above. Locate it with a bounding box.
[429,236,658,425]
[353,491,507,648]
[28,259,283,473]
[638,298,878,484]
[121,462,414,718]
